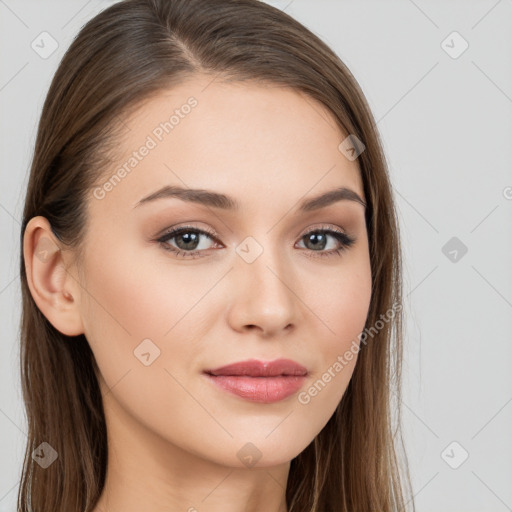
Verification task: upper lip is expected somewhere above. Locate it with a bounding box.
[204,358,308,377]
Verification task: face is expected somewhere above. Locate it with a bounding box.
[72,76,372,468]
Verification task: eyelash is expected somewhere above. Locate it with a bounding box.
[156,224,356,260]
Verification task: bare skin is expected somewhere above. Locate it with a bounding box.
[23,76,372,512]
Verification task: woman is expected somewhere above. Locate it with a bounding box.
[19,0,414,510]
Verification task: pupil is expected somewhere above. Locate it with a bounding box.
[306,233,326,250]
[177,232,199,250]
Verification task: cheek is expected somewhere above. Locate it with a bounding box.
[303,260,372,400]
[308,258,372,345]
[77,241,212,437]
[80,236,216,341]
[328,281,371,345]
[78,236,226,392]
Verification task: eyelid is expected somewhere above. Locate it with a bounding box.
[157,223,221,242]
[297,222,348,238]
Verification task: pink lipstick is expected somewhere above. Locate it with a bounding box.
[203,358,308,403]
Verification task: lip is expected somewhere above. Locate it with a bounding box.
[203,358,308,404]
[205,358,308,377]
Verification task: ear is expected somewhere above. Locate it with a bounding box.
[23,216,84,336]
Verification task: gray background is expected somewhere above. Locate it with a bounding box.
[1,1,511,510]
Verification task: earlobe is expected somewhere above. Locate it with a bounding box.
[23,216,84,337]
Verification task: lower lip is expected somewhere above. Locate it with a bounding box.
[205,374,307,403]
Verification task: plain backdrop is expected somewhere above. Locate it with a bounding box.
[1,1,511,511]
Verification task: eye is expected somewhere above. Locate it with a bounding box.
[157,225,220,259]
[156,224,356,259]
[296,225,356,259]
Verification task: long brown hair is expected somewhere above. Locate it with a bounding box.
[18,0,414,510]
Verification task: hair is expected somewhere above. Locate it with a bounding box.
[18,0,414,510]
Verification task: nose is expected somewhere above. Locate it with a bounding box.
[226,242,299,338]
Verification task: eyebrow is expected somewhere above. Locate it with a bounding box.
[134,185,367,211]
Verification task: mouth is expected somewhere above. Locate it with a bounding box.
[203,358,309,403]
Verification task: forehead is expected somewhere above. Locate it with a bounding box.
[91,76,364,217]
